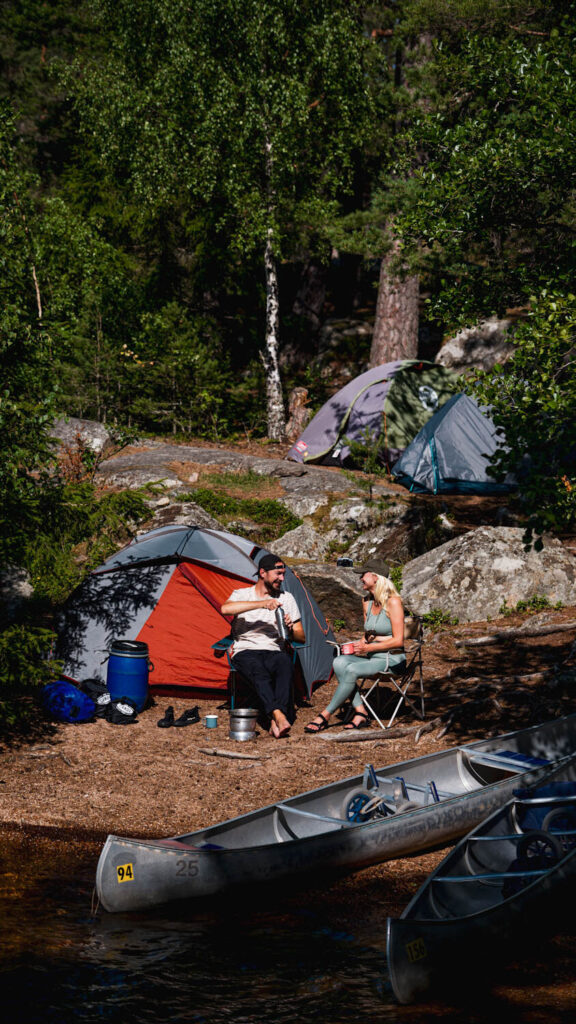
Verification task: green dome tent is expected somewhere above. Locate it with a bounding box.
[286,360,459,467]
[393,393,517,494]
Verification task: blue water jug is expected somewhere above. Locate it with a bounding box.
[106,640,152,712]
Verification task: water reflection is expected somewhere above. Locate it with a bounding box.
[1,834,575,1023]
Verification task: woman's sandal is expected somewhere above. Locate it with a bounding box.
[305,713,330,734]
[344,711,370,730]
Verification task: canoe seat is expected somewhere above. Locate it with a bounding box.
[273,803,353,841]
[275,803,354,827]
[433,868,549,884]
[463,750,551,783]
[470,750,550,770]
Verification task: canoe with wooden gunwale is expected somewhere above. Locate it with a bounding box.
[386,755,576,1005]
[95,712,576,913]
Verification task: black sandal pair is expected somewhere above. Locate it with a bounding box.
[157,706,200,728]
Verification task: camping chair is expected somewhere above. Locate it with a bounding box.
[211,635,307,711]
[341,616,425,731]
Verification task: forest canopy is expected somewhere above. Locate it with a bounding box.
[1,0,575,570]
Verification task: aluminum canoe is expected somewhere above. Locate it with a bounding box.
[95,712,576,913]
[386,754,576,1005]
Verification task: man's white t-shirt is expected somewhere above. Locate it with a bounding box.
[227,585,301,654]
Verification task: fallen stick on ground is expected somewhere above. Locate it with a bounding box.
[320,725,417,742]
[198,747,271,760]
[319,754,357,761]
[455,621,576,647]
[414,717,442,742]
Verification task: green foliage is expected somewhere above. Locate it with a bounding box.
[345,428,387,476]
[129,304,234,438]
[70,0,379,254]
[390,1,576,324]
[0,625,60,692]
[422,608,459,631]
[468,292,576,542]
[390,566,403,593]
[332,618,346,633]
[20,484,149,604]
[1,476,149,605]
[499,595,564,617]
[0,625,61,732]
[344,428,389,500]
[0,104,60,520]
[60,0,383,437]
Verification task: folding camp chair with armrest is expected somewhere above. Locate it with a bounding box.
[354,615,425,731]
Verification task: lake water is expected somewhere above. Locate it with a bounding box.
[2,833,575,1023]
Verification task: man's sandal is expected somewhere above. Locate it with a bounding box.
[344,711,370,730]
[305,713,330,734]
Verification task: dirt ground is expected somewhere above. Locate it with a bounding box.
[1,606,575,842]
[1,607,576,1013]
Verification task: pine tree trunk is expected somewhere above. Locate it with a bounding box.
[369,242,419,367]
[262,230,286,440]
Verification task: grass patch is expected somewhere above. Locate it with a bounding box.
[181,484,302,544]
[194,467,284,499]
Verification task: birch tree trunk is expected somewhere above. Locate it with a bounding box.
[369,240,419,367]
[262,228,286,440]
[261,132,286,441]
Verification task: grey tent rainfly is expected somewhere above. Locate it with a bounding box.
[285,360,459,468]
[392,392,517,495]
[56,525,335,701]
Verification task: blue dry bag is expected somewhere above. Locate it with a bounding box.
[41,680,96,723]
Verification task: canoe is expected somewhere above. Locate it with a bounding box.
[386,756,576,1005]
[96,712,576,913]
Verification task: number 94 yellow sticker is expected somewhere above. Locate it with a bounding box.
[116,863,135,883]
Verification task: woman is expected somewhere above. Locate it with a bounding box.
[305,560,405,732]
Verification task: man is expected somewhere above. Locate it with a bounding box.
[220,554,305,738]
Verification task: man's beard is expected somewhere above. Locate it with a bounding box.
[265,579,282,595]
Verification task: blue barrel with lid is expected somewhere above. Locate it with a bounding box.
[106,640,151,711]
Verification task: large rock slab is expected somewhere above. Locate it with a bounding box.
[273,523,329,561]
[346,502,455,566]
[51,416,112,452]
[436,318,515,374]
[95,444,358,501]
[290,563,364,632]
[402,526,576,622]
[138,502,221,533]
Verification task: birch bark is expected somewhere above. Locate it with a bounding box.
[260,132,286,440]
[262,228,286,439]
